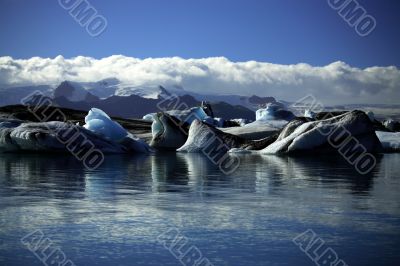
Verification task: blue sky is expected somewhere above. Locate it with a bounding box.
[1,0,399,67]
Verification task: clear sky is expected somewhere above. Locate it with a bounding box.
[0,0,399,67]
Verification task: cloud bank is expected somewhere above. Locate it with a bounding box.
[0,55,399,104]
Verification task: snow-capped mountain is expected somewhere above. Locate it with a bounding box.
[114,85,171,99]
[50,78,275,109]
[66,78,120,99]
[0,78,276,120]
[0,77,274,109]
[54,81,99,102]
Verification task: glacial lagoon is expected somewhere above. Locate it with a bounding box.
[0,152,399,265]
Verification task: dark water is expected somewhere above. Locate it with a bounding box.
[0,152,399,266]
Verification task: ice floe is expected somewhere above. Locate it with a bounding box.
[376,131,400,152]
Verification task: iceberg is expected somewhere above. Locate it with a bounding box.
[177,119,277,153]
[143,107,224,128]
[147,107,227,150]
[383,119,400,132]
[0,109,152,154]
[84,108,127,142]
[255,102,295,121]
[0,121,149,153]
[376,131,400,152]
[162,107,209,125]
[150,113,189,150]
[304,109,316,119]
[142,113,155,121]
[177,119,245,153]
[261,111,383,154]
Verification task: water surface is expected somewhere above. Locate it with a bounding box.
[0,152,399,265]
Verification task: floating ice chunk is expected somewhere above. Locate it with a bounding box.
[261,111,382,154]
[150,113,188,149]
[376,131,400,152]
[255,103,295,121]
[0,120,151,154]
[383,119,399,131]
[142,113,155,121]
[84,108,128,142]
[304,109,316,119]
[177,120,240,153]
[262,122,315,154]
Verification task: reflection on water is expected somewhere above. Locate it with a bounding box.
[0,152,399,266]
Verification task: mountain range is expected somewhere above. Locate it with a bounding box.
[0,78,278,120]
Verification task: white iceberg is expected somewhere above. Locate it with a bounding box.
[84,108,128,142]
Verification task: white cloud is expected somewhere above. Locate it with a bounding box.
[0,55,399,104]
